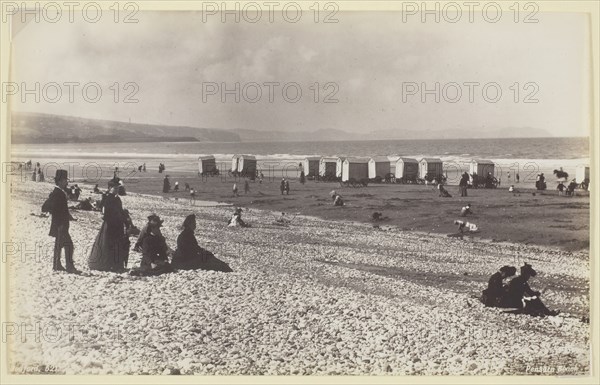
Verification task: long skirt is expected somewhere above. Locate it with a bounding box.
[88,221,130,272]
[172,249,233,272]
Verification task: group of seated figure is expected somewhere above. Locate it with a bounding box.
[480,263,559,317]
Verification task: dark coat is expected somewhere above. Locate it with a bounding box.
[141,232,169,267]
[506,276,537,308]
[103,194,127,239]
[172,228,232,272]
[42,187,72,237]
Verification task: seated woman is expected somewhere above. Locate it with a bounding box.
[504,263,559,316]
[333,194,344,206]
[172,214,233,272]
[130,214,174,276]
[480,265,516,307]
[228,208,249,227]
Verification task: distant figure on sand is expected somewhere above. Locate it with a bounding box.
[88,180,131,272]
[41,169,80,274]
[557,182,565,195]
[130,214,174,276]
[504,263,559,316]
[228,208,249,227]
[174,181,179,192]
[460,203,472,217]
[454,220,478,233]
[163,175,171,193]
[189,188,197,204]
[244,179,250,194]
[459,172,469,197]
[143,163,146,172]
[259,172,264,184]
[280,178,286,195]
[284,179,290,195]
[172,214,233,272]
[438,184,452,197]
[516,173,520,183]
[480,265,517,307]
[300,170,305,185]
[334,194,344,206]
[535,173,546,190]
[233,183,239,197]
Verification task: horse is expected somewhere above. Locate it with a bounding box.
[553,169,569,180]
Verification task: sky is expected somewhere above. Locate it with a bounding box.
[9,10,591,137]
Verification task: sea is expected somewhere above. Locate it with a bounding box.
[10,137,590,186]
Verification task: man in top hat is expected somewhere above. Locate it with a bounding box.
[41,169,80,273]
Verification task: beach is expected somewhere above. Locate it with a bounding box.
[5,175,590,375]
[8,153,590,250]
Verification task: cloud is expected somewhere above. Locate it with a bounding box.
[9,11,590,137]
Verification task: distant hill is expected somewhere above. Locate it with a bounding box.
[11,111,556,144]
[11,112,240,144]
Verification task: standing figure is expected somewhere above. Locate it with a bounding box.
[41,169,80,273]
[232,183,239,197]
[88,181,130,272]
[174,181,179,192]
[163,175,171,193]
[244,179,250,194]
[300,170,305,185]
[516,173,520,183]
[280,178,286,195]
[189,188,196,204]
[284,179,290,195]
[459,172,469,197]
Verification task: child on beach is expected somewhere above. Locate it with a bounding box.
[460,204,473,217]
[454,220,478,233]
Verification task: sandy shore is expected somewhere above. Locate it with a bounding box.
[5,179,590,375]
[7,155,591,251]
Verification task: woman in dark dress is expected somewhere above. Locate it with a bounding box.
[88,181,130,272]
[480,265,516,307]
[504,263,559,316]
[172,214,233,272]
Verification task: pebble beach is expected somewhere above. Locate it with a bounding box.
[6,179,590,376]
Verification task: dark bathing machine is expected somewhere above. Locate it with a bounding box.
[198,155,217,176]
[303,156,321,178]
[342,157,370,182]
[419,157,444,181]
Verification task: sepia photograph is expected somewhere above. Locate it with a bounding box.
[0,0,598,382]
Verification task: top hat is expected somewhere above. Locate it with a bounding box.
[55,169,68,181]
